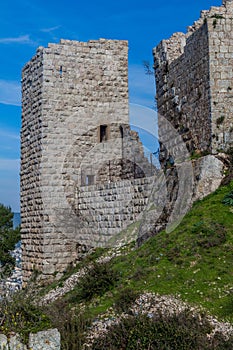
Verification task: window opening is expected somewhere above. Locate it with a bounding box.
[86,175,95,186]
[59,66,63,77]
[120,125,124,139]
[99,125,108,142]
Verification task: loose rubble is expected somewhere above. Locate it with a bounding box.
[83,293,233,348]
[41,246,130,304]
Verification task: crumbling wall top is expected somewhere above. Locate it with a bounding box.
[154,0,233,66]
[223,0,233,6]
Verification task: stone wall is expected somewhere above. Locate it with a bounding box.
[153,0,233,153]
[209,1,233,151]
[76,176,156,247]
[21,49,44,278]
[21,39,130,281]
[21,0,233,283]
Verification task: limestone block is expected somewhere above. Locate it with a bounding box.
[0,334,8,350]
[194,155,224,201]
[8,334,26,350]
[28,329,60,350]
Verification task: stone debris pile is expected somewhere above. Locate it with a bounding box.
[83,293,233,348]
[42,247,127,305]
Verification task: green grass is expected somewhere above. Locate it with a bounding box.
[1,182,233,347]
[73,181,233,322]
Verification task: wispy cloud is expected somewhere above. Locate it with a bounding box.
[41,25,61,33]
[0,80,21,106]
[0,129,20,141]
[0,158,20,171]
[0,35,35,45]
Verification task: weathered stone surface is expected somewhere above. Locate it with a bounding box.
[28,329,60,350]
[8,334,26,350]
[21,0,233,284]
[21,37,161,282]
[21,39,131,281]
[0,330,60,350]
[193,155,225,200]
[0,334,8,350]
[154,0,233,153]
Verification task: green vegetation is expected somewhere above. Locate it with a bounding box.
[222,190,233,206]
[66,261,120,303]
[216,115,225,126]
[190,149,210,160]
[0,182,233,348]
[0,289,51,343]
[92,311,233,350]
[211,14,225,19]
[105,182,233,321]
[0,204,20,277]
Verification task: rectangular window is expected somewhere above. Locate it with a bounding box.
[86,175,95,186]
[59,66,63,77]
[99,125,108,142]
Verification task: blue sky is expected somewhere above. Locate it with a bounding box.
[0,0,222,212]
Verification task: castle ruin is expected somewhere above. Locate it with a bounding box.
[154,0,233,154]
[21,39,157,281]
[21,0,233,283]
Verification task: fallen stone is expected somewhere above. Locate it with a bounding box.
[28,329,60,350]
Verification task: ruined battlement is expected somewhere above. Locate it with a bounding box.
[156,0,233,66]
[154,0,233,153]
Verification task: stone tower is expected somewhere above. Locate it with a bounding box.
[21,39,130,281]
[153,0,233,154]
[21,39,157,282]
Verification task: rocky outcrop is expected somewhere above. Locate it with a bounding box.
[0,329,60,350]
[193,155,225,200]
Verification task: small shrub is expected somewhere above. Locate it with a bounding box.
[67,262,119,302]
[114,287,140,314]
[167,246,181,261]
[213,19,217,28]
[222,190,233,206]
[44,300,90,350]
[216,116,225,126]
[211,14,225,19]
[191,221,226,248]
[0,289,51,343]
[131,266,148,281]
[92,309,233,350]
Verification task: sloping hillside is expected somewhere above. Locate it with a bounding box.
[1,181,233,349]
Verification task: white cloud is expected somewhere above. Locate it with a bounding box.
[41,25,61,33]
[0,35,34,45]
[0,158,20,171]
[0,130,20,141]
[0,80,21,106]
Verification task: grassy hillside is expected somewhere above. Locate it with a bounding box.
[63,180,233,322]
[1,181,233,348]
